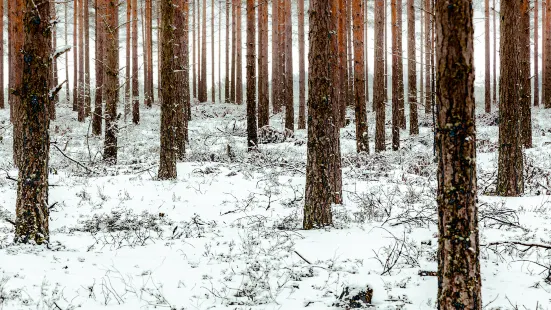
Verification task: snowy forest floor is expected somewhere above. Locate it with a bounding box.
[0,100,551,309]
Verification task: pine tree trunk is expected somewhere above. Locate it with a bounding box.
[485,0,491,113]
[297,0,306,129]
[407,0,417,135]
[73,0,78,111]
[132,0,140,124]
[11,0,24,167]
[199,0,207,102]
[103,0,119,164]
[353,0,368,153]
[192,0,196,98]
[65,0,70,107]
[374,0,386,152]
[284,0,294,131]
[271,0,279,112]
[435,0,482,307]
[493,0,497,106]
[145,0,153,107]
[158,0,177,179]
[15,0,52,244]
[84,0,91,116]
[337,0,346,127]
[236,0,243,104]
[125,0,132,120]
[520,0,532,148]
[258,0,270,128]
[0,0,4,109]
[497,0,524,196]
[347,0,354,111]
[246,0,257,150]
[535,0,540,107]
[397,0,405,130]
[424,0,430,114]
[225,0,230,102]
[77,0,85,122]
[175,0,189,158]
[212,0,215,102]
[304,0,342,230]
[391,0,402,150]
[50,3,58,120]
[545,0,551,108]
[277,0,285,112]
[230,0,236,103]
[93,0,104,135]
[419,0,424,115]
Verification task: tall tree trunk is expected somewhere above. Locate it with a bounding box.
[192,0,196,98]
[284,0,293,130]
[258,0,269,127]
[391,0,403,150]
[374,0,386,152]
[199,0,207,102]
[271,0,279,112]
[498,0,524,196]
[419,0,424,115]
[145,0,153,107]
[175,0,189,158]
[520,0,532,148]
[219,1,222,103]
[225,0,230,102]
[0,0,3,109]
[77,0,85,122]
[424,0,431,114]
[132,0,140,124]
[236,0,243,104]
[84,0,91,116]
[230,0,236,102]
[277,0,285,112]
[493,0,497,106]
[535,0,540,107]
[407,0,418,135]
[15,0,52,244]
[212,0,215,102]
[544,0,551,108]
[485,0,491,113]
[72,0,78,111]
[384,0,388,104]
[337,0,346,127]
[304,0,342,230]
[11,0,24,167]
[347,0,354,111]
[125,0,132,120]
[158,0,177,179]
[297,0,306,129]
[65,0,70,107]
[103,0,119,164]
[93,0,105,135]
[353,0,368,152]
[397,0,405,130]
[246,0,257,150]
[435,0,482,308]
[542,0,546,105]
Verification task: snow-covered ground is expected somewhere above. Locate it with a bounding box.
[0,99,550,309]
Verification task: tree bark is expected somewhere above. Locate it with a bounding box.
[199,0,207,102]
[544,0,551,108]
[485,0,491,113]
[258,0,270,127]
[374,0,386,152]
[391,0,403,150]
[65,0,70,107]
[520,0,532,148]
[337,0,346,127]
[435,1,482,308]
[175,0,189,158]
[0,0,4,109]
[212,0,215,102]
[298,0,306,129]
[10,0,24,167]
[284,0,294,131]
[50,3,58,120]
[78,0,85,122]
[93,0,105,136]
[158,0,177,179]
[353,0,368,153]
[497,0,524,196]
[230,0,236,103]
[535,0,540,107]
[407,0,418,135]
[84,0,91,117]
[235,0,243,104]
[493,0,497,106]
[246,0,257,150]
[132,0,140,124]
[424,0,431,114]
[304,0,342,230]
[103,0,119,164]
[72,0,78,112]
[225,0,230,102]
[125,0,132,120]
[419,0,424,115]
[15,0,52,245]
[145,0,153,107]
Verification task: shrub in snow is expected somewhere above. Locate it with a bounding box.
[258,126,294,144]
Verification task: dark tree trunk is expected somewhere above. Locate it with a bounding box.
[0,0,3,109]
[258,0,270,128]
[374,0,386,152]
[230,0,236,103]
[336,0,346,127]
[485,0,491,113]
[435,0,482,308]
[10,0,24,167]
[520,0,532,148]
[246,0,257,150]
[535,0,540,107]
[493,0,497,106]
[353,0,368,152]
[304,0,342,230]
[284,0,294,131]
[235,0,243,104]
[277,0,285,112]
[407,0,418,135]
[84,0,91,117]
[175,0,189,159]
[49,3,57,120]
[298,0,306,129]
[271,0,279,113]
[125,0,132,120]
[199,0,207,102]
[132,0,140,124]
[93,0,105,136]
[103,0,119,164]
[158,0,177,179]
[419,0,424,115]
[544,0,551,108]
[65,0,70,107]
[391,0,402,150]
[497,0,524,196]
[73,0,78,111]
[15,0,52,244]
[424,0,431,114]
[78,0,85,122]
[225,0,230,103]
[212,0,215,102]
[145,0,153,107]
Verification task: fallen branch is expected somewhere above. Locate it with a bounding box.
[483,241,551,250]
[418,270,437,277]
[294,250,312,265]
[52,144,98,175]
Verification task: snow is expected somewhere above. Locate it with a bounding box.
[0,98,550,309]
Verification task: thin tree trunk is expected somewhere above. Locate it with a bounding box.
[77,0,85,122]
[337,0,346,127]
[374,0,385,152]
[520,0,532,148]
[15,0,52,244]
[545,0,551,108]
[277,0,285,113]
[485,0,491,113]
[84,0,91,117]
[435,0,482,307]
[353,0,368,153]
[391,0,403,150]
[175,0,189,158]
[0,0,4,109]
[49,3,57,119]
[65,0,70,107]
[225,0,230,102]
[230,0,236,102]
[10,0,24,167]
[145,0,153,107]
[498,0,524,196]
[419,0,424,115]
[347,0,354,111]
[125,0,132,120]
[407,0,417,135]
[73,0,78,112]
[258,0,269,127]
[103,0,119,164]
[246,0,257,150]
[535,0,540,107]
[192,0,196,98]
[93,0,105,135]
[271,0,279,112]
[284,0,293,130]
[212,0,215,102]
[297,0,306,129]
[200,0,207,102]
[132,0,139,124]
[493,0,497,106]
[304,0,342,230]
[236,0,243,104]
[424,0,430,114]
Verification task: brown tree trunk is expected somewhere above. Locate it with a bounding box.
[374,0,386,152]
[435,0,482,308]
[271,0,279,112]
[353,0,368,153]
[84,0,90,117]
[493,0,497,106]
[125,0,132,120]
[0,0,3,109]
[158,0,177,179]
[65,0,70,107]
[246,0,257,150]
[497,0,524,196]
[15,0,52,244]
[175,0,189,158]
[407,0,418,135]
[11,0,24,166]
[230,0,236,103]
[391,0,403,150]
[77,0,85,122]
[520,0,532,148]
[419,0,424,115]
[145,0,153,107]
[535,0,540,107]
[258,0,270,127]
[236,0,243,104]
[225,0,230,102]
[49,3,57,120]
[337,0,346,127]
[485,0,491,113]
[212,0,215,102]
[132,0,140,124]
[103,0,119,164]
[304,0,342,230]
[284,0,294,130]
[192,0,196,98]
[384,0,388,105]
[73,0,78,111]
[93,0,105,135]
[297,0,306,129]
[199,0,207,102]
[347,0,354,111]
[424,0,431,114]
[277,0,285,112]
[545,0,551,108]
